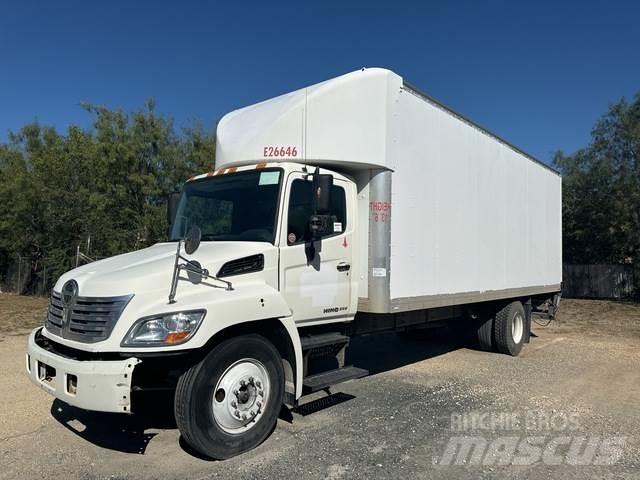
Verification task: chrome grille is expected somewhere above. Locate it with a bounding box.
[46,291,133,343]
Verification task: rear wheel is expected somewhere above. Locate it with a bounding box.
[475,313,494,352]
[174,334,284,459]
[494,301,526,356]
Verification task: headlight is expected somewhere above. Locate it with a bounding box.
[121,310,206,346]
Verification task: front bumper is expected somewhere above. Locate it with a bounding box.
[26,328,140,413]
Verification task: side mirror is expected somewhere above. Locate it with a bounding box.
[167,192,181,229]
[309,169,334,239]
[184,260,206,284]
[184,225,202,255]
[312,172,333,214]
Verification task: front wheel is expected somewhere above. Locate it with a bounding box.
[174,334,284,459]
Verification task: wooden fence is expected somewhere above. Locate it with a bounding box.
[563,264,637,299]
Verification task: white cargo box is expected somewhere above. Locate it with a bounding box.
[216,68,562,314]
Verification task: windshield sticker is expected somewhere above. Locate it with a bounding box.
[333,222,342,233]
[288,232,296,244]
[258,171,280,185]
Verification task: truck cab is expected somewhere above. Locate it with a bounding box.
[27,160,366,459]
[169,162,359,326]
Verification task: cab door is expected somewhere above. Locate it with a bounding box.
[279,171,355,324]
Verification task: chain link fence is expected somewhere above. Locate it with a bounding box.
[0,246,105,296]
[1,256,51,296]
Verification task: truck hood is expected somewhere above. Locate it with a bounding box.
[55,242,274,298]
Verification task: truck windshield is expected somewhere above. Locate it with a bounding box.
[170,168,282,243]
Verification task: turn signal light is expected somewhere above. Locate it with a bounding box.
[164,331,191,343]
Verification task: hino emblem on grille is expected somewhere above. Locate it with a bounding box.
[61,280,78,326]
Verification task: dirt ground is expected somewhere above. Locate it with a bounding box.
[0,295,639,479]
[0,294,48,338]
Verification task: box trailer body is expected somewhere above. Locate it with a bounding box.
[214,68,562,315]
[26,68,562,460]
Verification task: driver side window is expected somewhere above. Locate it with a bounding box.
[286,179,346,245]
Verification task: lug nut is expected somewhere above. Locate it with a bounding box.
[234,410,240,418]
[250,410,255,417]
[256,380,262,388]
[231,400,237,408]
[258,390,264,397]
[240,380,246,387]
[233,389,239,396]
[242,414,247,420]
[257,401,262,408]
[248,376,254,383]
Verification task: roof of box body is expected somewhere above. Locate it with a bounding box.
[215,68,558,175]
[215,68,399,171]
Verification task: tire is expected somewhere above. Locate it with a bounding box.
[494,301,526,356]
[175,334,285,459]
[476,314,494,352]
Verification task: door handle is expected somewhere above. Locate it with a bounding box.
[337,262,351,272]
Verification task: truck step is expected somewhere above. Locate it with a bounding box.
[300,332,349,351]
[303,366,369,394]
[300,332,349,359]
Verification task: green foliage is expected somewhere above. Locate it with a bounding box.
[554,93,640,264]
[0,101,216,291]
[4,93,638,291]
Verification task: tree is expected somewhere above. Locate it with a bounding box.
[553,93,640,265]
[0,101,216,293]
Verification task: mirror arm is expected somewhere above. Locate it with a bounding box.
[168,240,183,304]
[169,247,234,303]
[180,262,234,291]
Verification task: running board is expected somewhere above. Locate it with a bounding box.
[302,366,369,394]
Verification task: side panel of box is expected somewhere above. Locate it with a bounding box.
[387,87,562,308]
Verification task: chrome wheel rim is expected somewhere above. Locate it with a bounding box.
[212,358,270,434]
[512,313,524,344]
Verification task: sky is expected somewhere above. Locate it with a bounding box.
[1,0,638,165]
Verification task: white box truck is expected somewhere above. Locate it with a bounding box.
[26,68,562,459]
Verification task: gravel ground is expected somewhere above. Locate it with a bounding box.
[0,296,639,479]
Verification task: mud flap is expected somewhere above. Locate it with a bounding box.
[524,298,532,344]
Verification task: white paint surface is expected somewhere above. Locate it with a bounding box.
[216,68,400,170]
[216,67,561,303]
[387,88,561,299]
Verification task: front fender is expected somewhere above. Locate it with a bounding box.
[186,283,292,348]
[277,315,303,400]
[183,284,304,399]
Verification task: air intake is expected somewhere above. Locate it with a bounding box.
[217,254,264,278]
